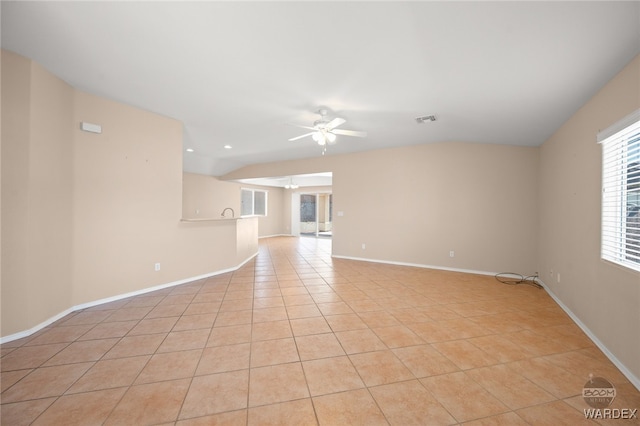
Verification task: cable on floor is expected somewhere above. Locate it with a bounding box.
[495,272,543,289]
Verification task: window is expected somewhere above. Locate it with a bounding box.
[241,188,268,217]
[599,109,640,272]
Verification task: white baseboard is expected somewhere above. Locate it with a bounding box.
[0,252,258,345]
[536,279,640,391]
[331,254,499,277]
[259,234,293,239]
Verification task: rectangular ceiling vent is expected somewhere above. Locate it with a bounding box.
[415,115,436,124]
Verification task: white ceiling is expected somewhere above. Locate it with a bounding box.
[2,2,639,177]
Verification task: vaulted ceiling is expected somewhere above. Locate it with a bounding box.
[3,2,639,176]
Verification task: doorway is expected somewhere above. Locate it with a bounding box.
[295,193,332,238]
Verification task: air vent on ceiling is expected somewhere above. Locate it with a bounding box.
[415,115,436,124]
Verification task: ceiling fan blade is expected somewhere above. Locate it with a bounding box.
[332,129,367,138]
[288,132,315,141]
[326,117,346,130]
[287,123,317,131]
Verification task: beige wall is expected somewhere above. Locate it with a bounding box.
[1,51,258,337]
[1,51,75,334]
[256,184,285,237]
[182,173,240,219]
[182,172,286,238]
[71,89,187,302]
[335,143,538,273]
[2,51,32,334]
[30,54,76,327]
[538,55,640,379]
[224,143,539,274]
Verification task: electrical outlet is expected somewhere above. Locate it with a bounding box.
[362,243,366,250]
[449,250,455,258]
[154,263,161,272]
[557,273,561,283]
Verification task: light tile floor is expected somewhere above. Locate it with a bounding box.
[1,237,639,425]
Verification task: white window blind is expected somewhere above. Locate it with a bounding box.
[599,109,640,272]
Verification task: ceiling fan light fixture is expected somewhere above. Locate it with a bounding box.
[285,177,299,189]
[314,132,327,145]
[326,132,336,143]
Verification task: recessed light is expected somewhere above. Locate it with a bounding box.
[224,145,232,149]
[186,148,194,152]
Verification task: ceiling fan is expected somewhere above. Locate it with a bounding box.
[288,108,367,147]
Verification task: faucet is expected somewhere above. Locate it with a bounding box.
[221,207,235,218]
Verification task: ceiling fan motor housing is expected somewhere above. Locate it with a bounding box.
[314,119,329,129]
